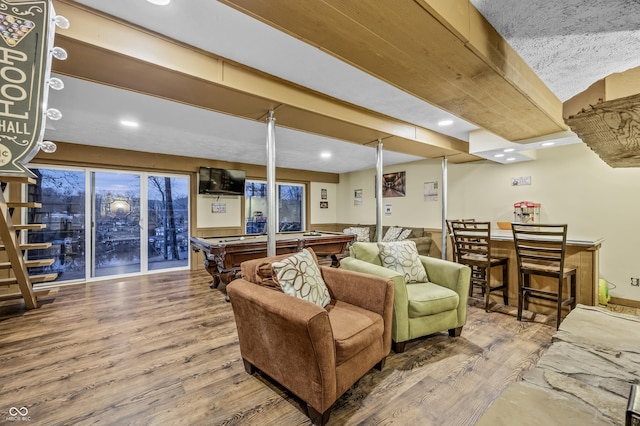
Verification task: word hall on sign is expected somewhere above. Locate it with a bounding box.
[511,176,531,186]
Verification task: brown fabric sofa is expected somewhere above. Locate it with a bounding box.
[226,250,395,425]
[340,224,433,256]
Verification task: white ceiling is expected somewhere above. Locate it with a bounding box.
[43,0,640,173]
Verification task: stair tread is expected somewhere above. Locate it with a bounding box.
[13,224,46,230]
[0,176,36,185]
[0,259,55,268]
[0,242,52,251]
[0,287,58,302]
[0,273,58,285]
[6,202,42,208]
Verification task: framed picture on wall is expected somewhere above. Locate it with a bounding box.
[377,171,406,197]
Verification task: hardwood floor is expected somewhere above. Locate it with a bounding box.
[0,271,556,426]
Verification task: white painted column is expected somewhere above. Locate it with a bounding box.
[441,156,448,260]
[376,139,383,242]
[266,110,277,257]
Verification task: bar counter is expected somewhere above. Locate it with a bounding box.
[488,229,604,313]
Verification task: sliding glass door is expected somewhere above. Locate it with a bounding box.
[147,175,189,270]
[26,168,86,281]
[26,166,189,284]
[92,172,141,277]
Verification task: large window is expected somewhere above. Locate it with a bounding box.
[245,181,305,234]
[26,167,189,284]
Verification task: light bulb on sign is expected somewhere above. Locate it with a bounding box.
[51,47,67,60]
[48,77,64,91]
[46,108,62,120]
[54,15,70,29]
[38,141,57,153]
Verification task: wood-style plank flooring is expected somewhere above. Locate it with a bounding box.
[0,271,557,425]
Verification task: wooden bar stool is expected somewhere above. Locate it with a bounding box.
[511,223,577,329]
[446,218,475,263]
[447,219,484,297]
[449,221,508,312]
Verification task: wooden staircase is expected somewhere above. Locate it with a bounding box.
[0,176,57,308]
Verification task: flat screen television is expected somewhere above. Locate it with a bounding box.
[198,167,246,195]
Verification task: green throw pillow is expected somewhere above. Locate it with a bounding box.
[272,249,331,308]
[350,242,382,266]
[378,241,428,283]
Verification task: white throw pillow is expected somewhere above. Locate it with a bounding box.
[382,226,404,242]
[397,229,412,241]
[343,226,371,242]
[272,249,331,308]
[378,241,428,283]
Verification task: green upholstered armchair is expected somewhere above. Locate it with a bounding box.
[340,242,471,353]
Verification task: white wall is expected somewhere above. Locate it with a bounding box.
[337,143,640,301]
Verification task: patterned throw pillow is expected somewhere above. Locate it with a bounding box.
[382,226,404,242]
[378,241,428,283]
[397,229,412,241]
[272,249,331,308]
[343,227,371,242]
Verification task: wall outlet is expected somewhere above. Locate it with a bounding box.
[631,277,640,287]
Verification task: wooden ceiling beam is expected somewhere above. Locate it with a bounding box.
[51,0,476,162]
[220,0,567,142]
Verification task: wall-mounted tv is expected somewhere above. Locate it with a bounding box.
[198,167,246,195]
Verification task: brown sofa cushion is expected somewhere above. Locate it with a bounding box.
[328,300,384,366]
[343,225,432,255]
[410,236,433,257]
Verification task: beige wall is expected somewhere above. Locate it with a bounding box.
[337,162,443,227]
[310,182,337,225]
[337,143,640,301]
[196,195,242,228]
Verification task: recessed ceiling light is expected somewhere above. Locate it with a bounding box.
[503,148,515,152]
[542,142,555,146]
[506,157,516,161]
[120,120,139,128]
[320,151,332,159]
[147,0,171,5]
[494,153,505,158]
[437,119,454,126]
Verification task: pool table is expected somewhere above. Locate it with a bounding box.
[190,231,356,288]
